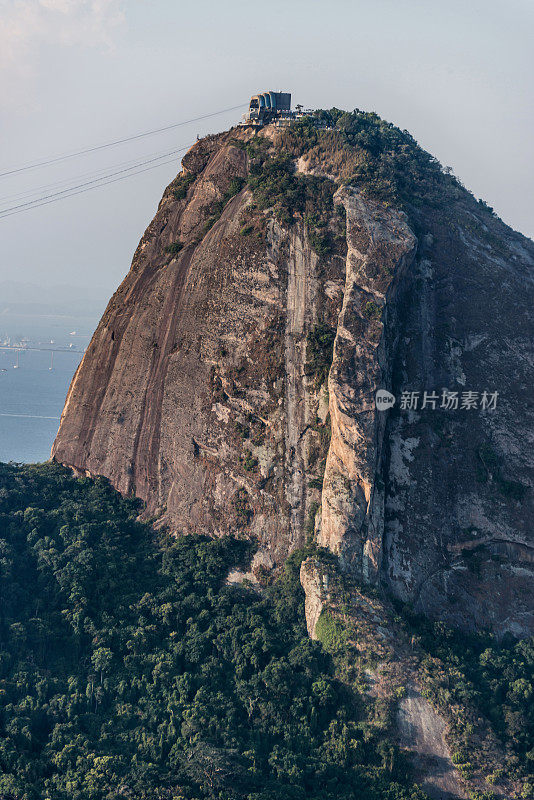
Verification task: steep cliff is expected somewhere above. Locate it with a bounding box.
[52,111,534,640]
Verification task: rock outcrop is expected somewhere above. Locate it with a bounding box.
[299,557,330,639]
[52,116,534,638]
[319,188,417,579]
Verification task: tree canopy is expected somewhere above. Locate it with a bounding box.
[0,462,426,800]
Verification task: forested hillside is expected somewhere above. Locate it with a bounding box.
[0,463,427,800]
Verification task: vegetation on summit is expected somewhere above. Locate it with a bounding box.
[245,109,455,214]
[241,107,499,255]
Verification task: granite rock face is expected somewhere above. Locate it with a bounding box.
[319,188,417,580]
[52,122,534,637]
[53,129,328,566]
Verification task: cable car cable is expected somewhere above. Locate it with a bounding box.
[0,144,193,216]
[0,154,190,219]
[0,103,245,178]
[0,144,191,204]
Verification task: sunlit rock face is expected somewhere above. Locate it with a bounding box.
[53,121,534,637]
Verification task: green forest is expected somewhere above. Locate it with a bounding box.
[0,463,532,799]
[0,463,426,800]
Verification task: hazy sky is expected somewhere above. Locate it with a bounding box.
[1,0,532,299]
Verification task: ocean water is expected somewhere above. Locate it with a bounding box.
[0,311,98,464]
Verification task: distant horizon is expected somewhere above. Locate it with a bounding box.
[0,278,111,311]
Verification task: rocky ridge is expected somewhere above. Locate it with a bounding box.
[53,114,533,643]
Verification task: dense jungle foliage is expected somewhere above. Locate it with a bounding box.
[0,463,427,800]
